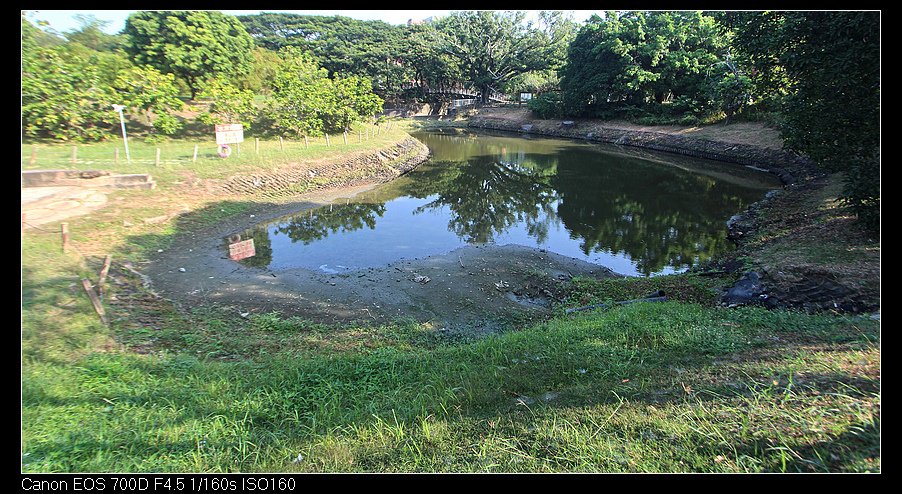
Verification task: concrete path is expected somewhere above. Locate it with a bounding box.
[21,186,108,228]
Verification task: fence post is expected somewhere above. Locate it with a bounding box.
[30,146,37,165]
[255,137,260,154]
[325,134,331,147]
[155,148,161,166]
[304,136,309,149]
[343,131,348,145]
[61,223,70,253]
[193,144,198,162]
[71,146,77,164]
[358,130,362,143]
[81,279,108,325]
[98,254,112,297]
[279,136,284,152]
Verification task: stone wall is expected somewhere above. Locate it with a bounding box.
[220,137,430,198]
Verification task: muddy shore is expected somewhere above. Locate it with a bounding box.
[144,114,875,329]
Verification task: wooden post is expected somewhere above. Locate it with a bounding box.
[193,144,199,162]
[114,148,120,164]
[304,135,309,149]
[343,131,348,145]
[255,137,260,154]
[325,134,331,146]
[71,146,77,164]
[279,136,284,151]
[155,148,161,166]
[81,278,108,325]
[98,254,112,296]
[30,146,37,165]
[61,223,70,253]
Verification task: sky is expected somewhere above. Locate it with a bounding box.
[25,10,608,35]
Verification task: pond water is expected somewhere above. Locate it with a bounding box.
[232,129,781,277]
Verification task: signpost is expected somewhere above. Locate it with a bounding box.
[112,104,130,164]
[215,124,244,158]
[228,238,256,261]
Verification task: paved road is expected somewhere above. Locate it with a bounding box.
[21,186,108,228]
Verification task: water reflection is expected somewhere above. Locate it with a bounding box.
[233,130,779,276]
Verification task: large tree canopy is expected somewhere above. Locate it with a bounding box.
[123,10,255,99]
[237,13,412,98]
[721,11,880,230]
[431,11,576,102]
[559,11,731,121]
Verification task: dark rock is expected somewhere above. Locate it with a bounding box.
[722,271,765,306]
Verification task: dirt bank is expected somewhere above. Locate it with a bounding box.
[147,234,619,334]
[468,107,814,184]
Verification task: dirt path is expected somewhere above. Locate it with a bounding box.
[21,186,108,227]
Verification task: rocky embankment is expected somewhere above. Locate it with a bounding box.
[468,114,815,185]
[219,137,430,198]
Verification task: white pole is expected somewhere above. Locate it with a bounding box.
[113,105,130,164]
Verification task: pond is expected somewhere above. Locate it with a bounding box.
[233,129,781,277]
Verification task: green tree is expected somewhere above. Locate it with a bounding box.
[22,44,119,141]
[197,78,258,129]
[63,14,123,52]
[560,11,730,121]
[237,13,413,100]
[113,66,185,140]
[123,11,255,99]
[267,48,335,137]
[723,11,880,230]
[233,47,282,94]
[432,11,576,103]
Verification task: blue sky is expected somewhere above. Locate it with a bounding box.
[25,10,606,35]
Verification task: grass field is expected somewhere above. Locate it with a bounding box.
[20,121,880,473]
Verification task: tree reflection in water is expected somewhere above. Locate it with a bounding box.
[234,131,776,276]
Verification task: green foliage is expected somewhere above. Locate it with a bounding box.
[233,47,283,94]
[21,14,65,49]
[724,12,880,231]
[21,45,119,141]
[63,14,123,52]
[527,92,565,119]
[197,78,258,129]
[123,11,255,99]
[267,48,384,137]
[238,13,414,100]
[267,48,335,137]
[560,11,732,121]
[113,66,185,138]
[433,11,577,102]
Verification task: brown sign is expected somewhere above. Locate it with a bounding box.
[228,238,256,261]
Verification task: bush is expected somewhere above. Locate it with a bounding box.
[527,92,565,119]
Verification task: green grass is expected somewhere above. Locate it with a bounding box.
[22,120,411,184]
[21,124,880,473]
[22,287,880,472]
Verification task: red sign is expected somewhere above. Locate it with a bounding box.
[228,239,256,261]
